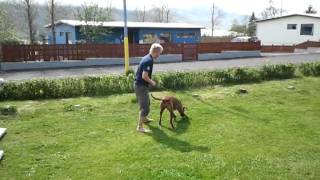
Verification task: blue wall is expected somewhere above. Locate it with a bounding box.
[49,24,201,44]
[49,24,76,44]
[138,28,201,44]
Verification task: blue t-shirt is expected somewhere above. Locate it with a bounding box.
[135,54,154,86]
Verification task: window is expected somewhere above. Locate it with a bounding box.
[159,32,172,43]
[300,24,314,35]
[177,32,196,38]
[287,24,297,30]
[60,32,64,36]
[143,33,158,44]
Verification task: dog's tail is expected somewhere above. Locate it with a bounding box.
[150,94,162,101]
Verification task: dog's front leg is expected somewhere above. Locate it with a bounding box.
[159,107,165,126]
[169,111,175,129]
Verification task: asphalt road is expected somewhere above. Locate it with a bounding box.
[1,53,319,81]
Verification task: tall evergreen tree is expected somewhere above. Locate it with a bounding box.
[248,12,257,36]
[305,5,317,14]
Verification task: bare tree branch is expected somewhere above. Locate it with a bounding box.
[18,0,38,44]
[135,6,146,22]
[152,4,171,23]
[261,0,281,19]
[47,0,57,44]
[211,3,223,37]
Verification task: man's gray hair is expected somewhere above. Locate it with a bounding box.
[149,43,163,54]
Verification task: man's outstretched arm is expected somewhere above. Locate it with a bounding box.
[142,71,156,86]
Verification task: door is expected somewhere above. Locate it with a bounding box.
[65,32,72,44]
[182,44,198,61]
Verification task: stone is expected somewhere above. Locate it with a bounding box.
[237,88,248,94]
[288,86,295,90]
[73,105,82,109]
[0,78,5,86]
[192,94,200,98]
[0,128,6,139]
[0,150,3,160]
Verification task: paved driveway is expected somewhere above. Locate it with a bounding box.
[1,53,319,81]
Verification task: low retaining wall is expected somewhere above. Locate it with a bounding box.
[0,54,182,71]
[86,54,182,65]
[198,51,261,61]
[0,51,261,71]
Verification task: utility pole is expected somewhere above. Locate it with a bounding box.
[123,0,129,73]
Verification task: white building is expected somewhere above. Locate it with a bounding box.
[256,14,320,45]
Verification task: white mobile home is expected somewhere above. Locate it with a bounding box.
[256,14,320,45]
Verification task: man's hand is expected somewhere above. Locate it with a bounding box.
[142,71,156,87]
[150,80,156,87]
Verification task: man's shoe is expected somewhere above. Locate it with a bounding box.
[136,127,151,133]
[143,118,154,124]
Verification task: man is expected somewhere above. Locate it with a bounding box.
[134,43,163,133]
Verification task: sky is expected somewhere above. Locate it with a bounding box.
[33,0,320,15]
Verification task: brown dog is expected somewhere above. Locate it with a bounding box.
[151,94,187,129]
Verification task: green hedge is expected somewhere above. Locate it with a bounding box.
[0,62,319,101]
[298,62,320,76]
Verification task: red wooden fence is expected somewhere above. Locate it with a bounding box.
[261,41,320,53]
[261,45,295,53]
[295,41,320,49]
[1,42,261,62]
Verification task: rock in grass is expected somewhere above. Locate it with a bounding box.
[0,105,18,116]
[0,128,6,139]
[0,78,5,86]
[73,105,82,109]
[237,88,248,94]
[192,94,200,98]
[0,150,3,160]
[288,86,295,90]
[64,104,83,111]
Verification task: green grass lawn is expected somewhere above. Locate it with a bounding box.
[0,77,320,179]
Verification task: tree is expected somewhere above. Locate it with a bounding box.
[247,12,257,36]
[48,0,57,44]
[0,9,19,43]
[19,0,38,44]
[135,6,146,22]
[210,3,223,37]
[261,0,281,19]
[152,4,171,23]
[230,19,248,35]
[74,2,113,43]
[305,5,317,14]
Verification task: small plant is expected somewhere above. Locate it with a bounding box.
[130,96,137,103]
[0,105,18,116]
[125,68,135,76]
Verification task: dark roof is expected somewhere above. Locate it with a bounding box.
[256,14,320,23]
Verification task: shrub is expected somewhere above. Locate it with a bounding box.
[125,68,135,76]
[0,105,18,116]
[0,62,318,101]
[231,68,261,83]
[260,64,296,80]
[299,62,320,76]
